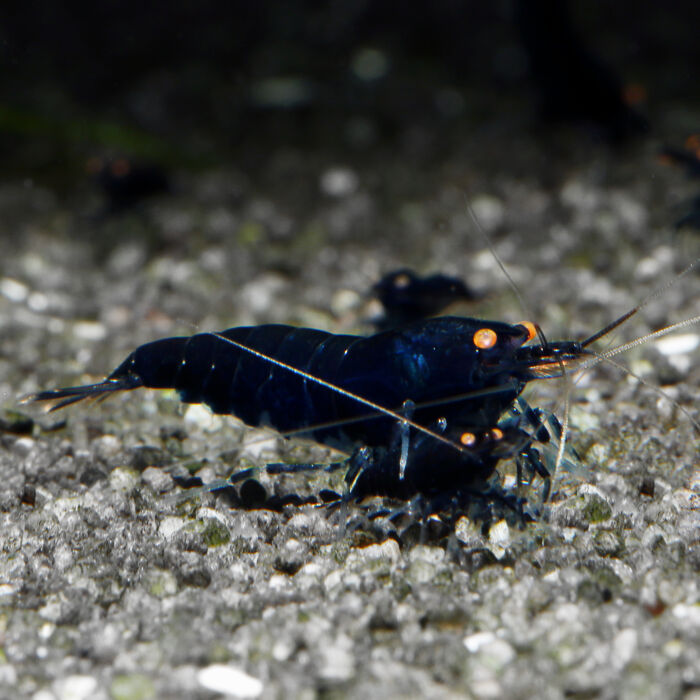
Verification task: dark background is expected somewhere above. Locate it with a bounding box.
[2,0,699,184]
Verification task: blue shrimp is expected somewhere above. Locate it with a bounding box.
[27,314,595,512]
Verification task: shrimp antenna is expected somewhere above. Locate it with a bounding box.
[636,257,698,310]
[528,312,700,452]
[581,315,700,366]
[585,350,700,433]
[465,196,582,479]
[581,258,699,348]
[464,196,547,346]
[580,307,639,348]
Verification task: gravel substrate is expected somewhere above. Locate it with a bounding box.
[0,122,698,700]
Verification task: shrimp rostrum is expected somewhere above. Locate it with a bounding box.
[27,312,609,518]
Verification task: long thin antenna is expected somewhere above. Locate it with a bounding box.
[581,307,639,348]
[579,315,700,367]
[636,257,698,311]
[465,197,546,344]
[587,351,700,433]
[581,258,699,348]
[552,365,573,477]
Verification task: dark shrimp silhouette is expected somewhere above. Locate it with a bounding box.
[25,252,699,527]
[371,269,479,330]
[27,310,654,516]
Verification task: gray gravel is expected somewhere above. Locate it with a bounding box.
[0,128,698,700]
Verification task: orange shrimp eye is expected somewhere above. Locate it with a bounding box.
[460,432,476,447]
[393,273,411,288]
[473,328,497,350]
[489,428,503,441]
[517,321,538,343]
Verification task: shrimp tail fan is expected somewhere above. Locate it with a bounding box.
[23,374,143,412]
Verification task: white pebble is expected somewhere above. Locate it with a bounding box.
[469,194,505,232]
[672,603,700,627]
[72,321,107,342]
[488,520,511,560]
[611,629,638,670]
[141,467,174,493]
[31,691,56,700]
[655,333,699,356]
[464,631,497,653]
[184,403,222,432]
[53,675,97,700]
[317,634,356,682]
[108,467,139,492]
[27,291,49,312]
[159,516,187,539]
[320,167,358,197]
[0,277,29,302]
[0,664,17,686]
[196,665,263,698]
[93,434,121,459]
[0,584,16,599]
[12,437,36,457]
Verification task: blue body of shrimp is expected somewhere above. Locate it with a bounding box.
[28,315,586,507]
